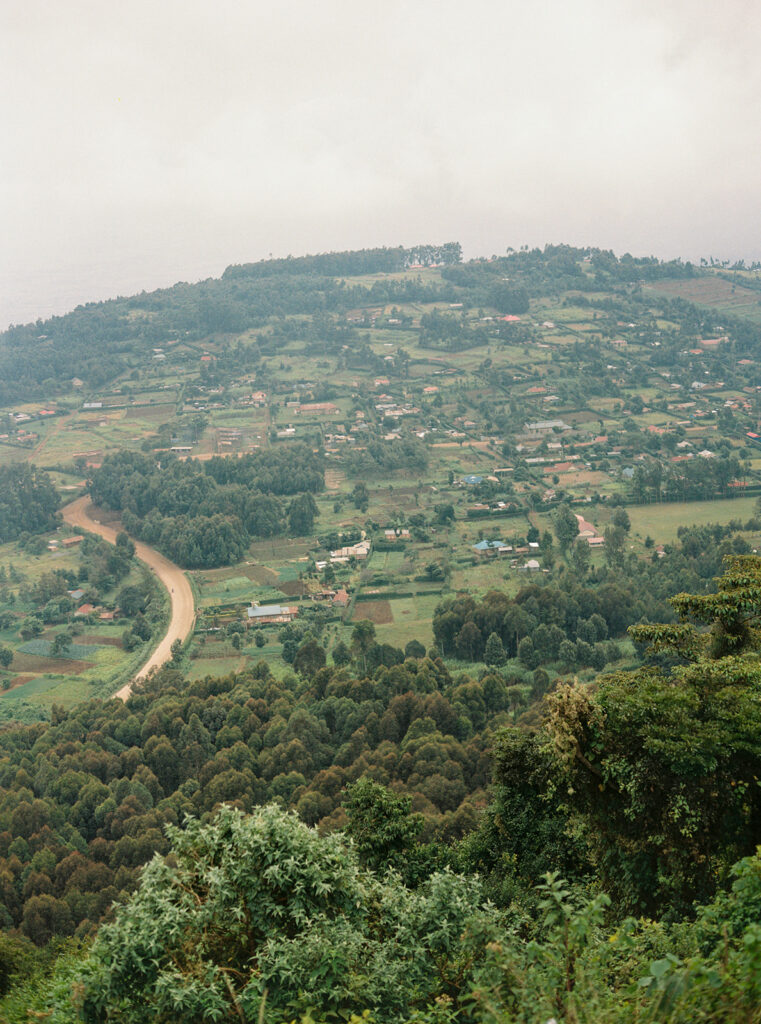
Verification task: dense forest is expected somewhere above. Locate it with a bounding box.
[88,445,324,567]
[0,648,491,945]
[0,465,60,543]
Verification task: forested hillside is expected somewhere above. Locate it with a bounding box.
[0,465,60,543]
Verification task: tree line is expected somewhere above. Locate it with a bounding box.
[222,243,462,281]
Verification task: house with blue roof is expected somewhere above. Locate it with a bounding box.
[472,539,511,558]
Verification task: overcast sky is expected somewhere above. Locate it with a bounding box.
[2,0,761,328]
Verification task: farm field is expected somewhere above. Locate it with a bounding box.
[625,496,759,543]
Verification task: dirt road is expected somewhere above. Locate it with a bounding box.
[62,496,196,700]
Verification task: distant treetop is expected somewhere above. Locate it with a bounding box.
[222,242,463,280]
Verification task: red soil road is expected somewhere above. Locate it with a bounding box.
[61,496,196,700]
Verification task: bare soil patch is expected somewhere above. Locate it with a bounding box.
[84,503,123,527]
[79,634,124,648]
[564,470,610,486]
[325,468,345,491]
[12,654,94,674]
[278,579,310,597]
[353,599,393,624]
[3,674,36,693]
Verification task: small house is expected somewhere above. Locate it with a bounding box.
[246,604,299,626]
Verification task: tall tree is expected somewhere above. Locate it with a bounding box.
[546,555,761,915]
[553,503,579,553]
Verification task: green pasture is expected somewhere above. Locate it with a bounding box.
[626,496,759,544]
[369,594,440,649]
[0,538,81,584]
[0,673,94,708]
[186,655,246,681]
[0,446,32,467]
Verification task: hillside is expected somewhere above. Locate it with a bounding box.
[2,244,761,1018]
[2,244,761,714]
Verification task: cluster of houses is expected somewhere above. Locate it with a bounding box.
[375,398,420,418]
[245,603,299,626]
[244,586,349,628]
[472,538,542,572]
[314,539,372,567]
[383,528,410,541]
[48,535,84,552]
[471,511,605,570]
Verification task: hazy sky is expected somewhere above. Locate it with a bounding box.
[3,0,761,328]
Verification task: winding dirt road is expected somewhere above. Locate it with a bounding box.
[62,496,196,700]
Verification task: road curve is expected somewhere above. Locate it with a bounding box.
[61,496,196,700]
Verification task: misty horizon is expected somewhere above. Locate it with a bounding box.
[5,237,760,332]
[4,0,761,329]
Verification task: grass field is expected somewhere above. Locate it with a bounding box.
[0,673,94,708]
[352,592,442,649]
[626,496,758,543]
[186,655,246,681]
[645,277,761,320]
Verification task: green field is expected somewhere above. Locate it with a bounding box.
[626,496,758,543]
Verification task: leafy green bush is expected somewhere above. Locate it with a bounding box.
[77,804,489,1023]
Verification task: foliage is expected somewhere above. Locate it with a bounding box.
[344,777,431,884]
[25,827,761,1023]
[0,653,493,945]
[545,556,761,916]
[0,465,60,542]
[76,804,488,1024]
[89,446,324,568]
[458,729,590,906]
[433,584,632,668]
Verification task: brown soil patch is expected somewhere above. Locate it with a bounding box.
[278,579,309,597]
[431,441,494,449]
[324,468,345,491]
[564,410,596,425]
[2,674,36,693]
[11,653,94,674]
[246,565,281,585]
[79,635,124,648]
[563,471,610,486]
[84,503,123,527]
[353,600,393,624]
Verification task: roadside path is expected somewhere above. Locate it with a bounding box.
[61,496,196,700]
